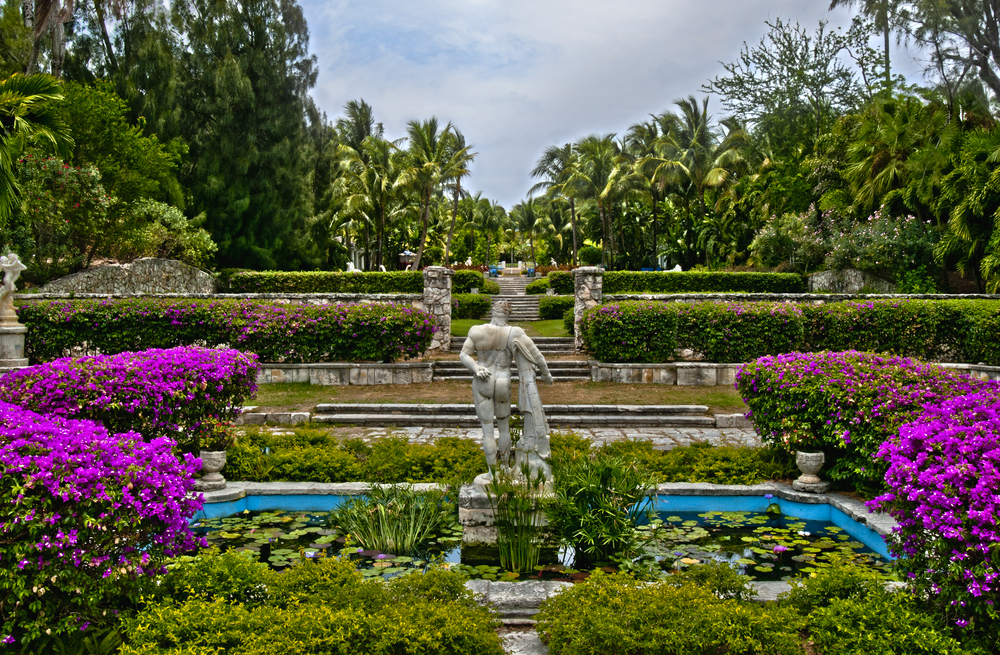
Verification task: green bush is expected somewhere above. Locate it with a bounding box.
[549,270,575,294]
[452,293,491,319]
[578,245,603,266]
[599,440,793,485]
[525,277,551,294]
[538,295,574,320]
[604,270,804,293]
[18,298,435,363]
[676,301,805,362]
[123,552,502,655]
[228,270,424,293]
[563,308,574,334]
[536,572,804,655]
[225,431,484,484]
[579,301,679,363]
[452,270,496,293]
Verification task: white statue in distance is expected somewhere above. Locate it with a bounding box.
[0,253,27,324]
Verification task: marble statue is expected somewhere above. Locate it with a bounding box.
[379,265,386,272]
[669,264,682,272]
[0,253,27,324]
[550,258,557,267]
[466,257,473,266]
[460,300,554,480]
[346,262,355,272]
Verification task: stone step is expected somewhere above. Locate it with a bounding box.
[313,403,711,415]
[311,413,717,428]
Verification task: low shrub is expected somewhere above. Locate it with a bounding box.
[676,301,805,362]
[122,552,502,655]
[579,301,679,363]
[737,351,999,493]
[604,270,804,293]
[538,295,574,320]
[0,346,258,449]
[536,571,804,655]
[452,293,491,319]
[599,440,793,485]
[525,277,551,294]
[549,270,574,294]
[452,270,498,294]
[227,270,424,293]
[0,402,203,647]
[18,299,436,363]
[563,308,574,334]
[869,391,1000,650]
[578,245,603,266]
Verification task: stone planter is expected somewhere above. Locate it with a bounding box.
[793,451,830,493]
[195,450,227,491]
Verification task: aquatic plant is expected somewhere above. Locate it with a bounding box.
[484,465,548,574]
[330,485,451,556]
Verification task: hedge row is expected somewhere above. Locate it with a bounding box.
[452,270,499,294]
[539,295,574,320]
[527,271,575,295]
[603,271,804,294]
[525,278,550,294]
[451,293,492,319]
[228,271,425,293]
[581,299,1000,364]
[17,299,437,363]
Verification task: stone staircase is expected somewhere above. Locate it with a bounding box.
[448,336,576,357]
[311,403,716,428]
[501,295,540,321]
[495,276,532,295]
[433,358,590,382]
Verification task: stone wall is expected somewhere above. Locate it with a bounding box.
[422,266,453,353]
[41,258,216,294]
[808,268,896,294]
[256,362,434,385]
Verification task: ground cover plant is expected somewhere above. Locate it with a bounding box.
[737,351,1000,493]
[17,298,436,363]
[0,346,257,451]
[0,402,204,648]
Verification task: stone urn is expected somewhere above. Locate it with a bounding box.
[195,450,227,492]
[793,451,830,493]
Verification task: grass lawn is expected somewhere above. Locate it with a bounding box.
[451,319,568,338]
[250,381,747,414]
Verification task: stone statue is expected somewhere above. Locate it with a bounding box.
[0,253,27,324]
[550,258,557,267]
[379,265,386,272]
[466,257,473,266]
[346,262,355,272]
[460,300,554,480]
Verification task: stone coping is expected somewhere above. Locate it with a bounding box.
[15,292,422,301]
[602,292,1000,302]
[197,480,445,504]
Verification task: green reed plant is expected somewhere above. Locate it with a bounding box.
[330,485,451,555]
[484,464,548,574]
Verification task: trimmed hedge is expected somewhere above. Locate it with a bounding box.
[452,270,499,294]
[451,293,492,319]
[579,302,679,363]
[228,270,424,293]
[549,270,574,294]
[525,277,551,294]
[17,299,436,363]
[580,299,1000,364]
[563,308,574,334]
[539,295,574,320]
[603,271,804,293]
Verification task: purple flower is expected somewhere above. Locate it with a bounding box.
[773,545,789,553]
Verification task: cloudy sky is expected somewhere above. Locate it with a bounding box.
[298,0,924,207]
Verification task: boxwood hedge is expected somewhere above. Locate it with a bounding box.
[452,270,499,294]
[228,270,424,293]
[451,293,492,319]
[538,295,574,320]
[604,271,804,294]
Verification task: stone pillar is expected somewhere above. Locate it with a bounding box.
[423,266,454,353]
[573,267,603,352]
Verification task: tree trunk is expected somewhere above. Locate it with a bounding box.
[412,190,430,270]
[569,197,579,265]
[445,180,460,266]
[94,0,119,73]
[651,198,658,269]
[377,207,385,270]
[363,220,371,270]
[882,2,891,92]
[599,203,607,268]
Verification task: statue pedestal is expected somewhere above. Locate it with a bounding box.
[458,476,554,545]
[0,323,28,374]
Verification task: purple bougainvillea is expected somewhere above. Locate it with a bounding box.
[869,391,1000,645]
[0,401,204,645]
[0,346,258,449]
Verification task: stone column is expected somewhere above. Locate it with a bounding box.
[573,266,603,352]
[423,266,454,353]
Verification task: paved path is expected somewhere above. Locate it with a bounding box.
[274,425,760,449]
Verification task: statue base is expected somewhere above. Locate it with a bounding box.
[459,475,555,545]
[0,324,28,373]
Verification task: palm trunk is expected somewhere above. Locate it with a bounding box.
[570,197,579,265]
[363,221,371,270]
[599,203,607,268]
[445,180,460,266]
[94,0,119,73]
[413,190,430,270]
[651,199,658,269]
[882,2,891,92]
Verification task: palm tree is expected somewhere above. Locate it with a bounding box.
[627,119,669,267]
[1,72,72,226]
[443,128,477,265]
[566,134,626,268]
[399,118,471,269]
[476,199,504,267]
[336,99,384,157]
[511,198,543,265]
[530,143,580,264]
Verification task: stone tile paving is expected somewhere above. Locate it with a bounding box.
[268,425,760,450]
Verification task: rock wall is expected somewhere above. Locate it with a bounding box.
[42,258,216,294]
[808,269,896,294]
[573,267,603,352]
[422,266,454,353]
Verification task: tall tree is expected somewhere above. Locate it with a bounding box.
[171,0,318,269]
[443,128,476,266]
[530,143,579,264]
[829,0,902,92]
[567,134,624,268]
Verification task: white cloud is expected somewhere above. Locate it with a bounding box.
[299,0,925,207]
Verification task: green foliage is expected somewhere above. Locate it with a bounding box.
[579,301,679,363]
[123,551,502,655]
[779,558,889,615]
[598,440,792,485]
[547,451,653,565]
[228,270,424,293]
[451,293,491,319]
[536,572,804,655]
[18,298,434,364]
[485,465,548,573]
[452,269,490,293]
[525,277,551,294]
[538,295,574,319]
[331,485,452,555]
[548,270,575,294]
[676,301,805,362]
[578,245,603,266]
[604,270,805,293]
[668,559,757,602]
[225,431,484,484]
[110,200,217,268]
[563,308,574,334]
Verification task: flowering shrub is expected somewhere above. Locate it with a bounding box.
[736,351,999,491]
[603,270,804,293]
[18,299,437,363]
[869,391,1000,648]
[227,270,424,293]
[675,302,805,362]
[579,301,679,362]
[0,347,257,449]
[0,402,203,646]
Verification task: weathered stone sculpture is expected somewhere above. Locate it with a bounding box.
[0,253,29,372]
[0,253,27,325]
[460,300,554,480]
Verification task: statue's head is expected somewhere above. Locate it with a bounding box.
[492,300,512,320]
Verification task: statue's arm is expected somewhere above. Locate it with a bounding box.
[514,329,553,384]
[459,336,479,374]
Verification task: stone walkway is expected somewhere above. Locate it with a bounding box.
[273,425,760,450]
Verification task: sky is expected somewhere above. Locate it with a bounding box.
[298,0,926,208]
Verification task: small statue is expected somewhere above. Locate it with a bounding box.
[405,264,411,271]
[346,262,355,272]
[460,300,554,480]
[550,258,557,267]
[379,265,386,272]
[670,264,682,272]
[0,253,27,324]
[466,257,473,266]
